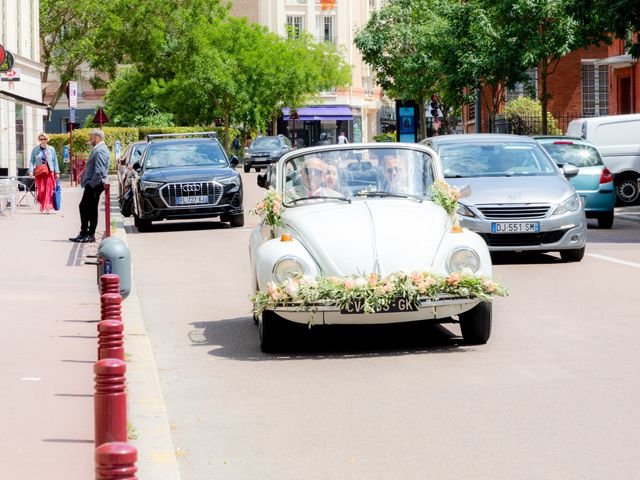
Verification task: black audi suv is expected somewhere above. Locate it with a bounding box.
[130,133,243,231]
[243,134,292,173]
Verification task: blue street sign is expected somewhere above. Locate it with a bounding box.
[63,145,70,164]
[69,108,76,123]
[114,140,121,159]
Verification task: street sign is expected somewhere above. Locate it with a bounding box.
[0,68,20,81]
[93,106,110,125]
[0,50,15,72]
[114,141,121,159]
[0,43,5,65]
[68,81,78,108]
[70,108,76,123]
[63,145,70,164]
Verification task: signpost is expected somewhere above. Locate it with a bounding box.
[63,145,70,164]
[93,106,110,130]
[0,43,5,65]
[68,81,77,186]
[114,141,121,161]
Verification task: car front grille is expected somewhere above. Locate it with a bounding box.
[477,205,551,219]
[479,230,566,247]
[251,153,271,158]
[160,182,222,207]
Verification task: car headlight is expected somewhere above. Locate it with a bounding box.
[273,256,305,283]
[456,203,475,217]
[140,180,163,190]
[217,175,240,185]
[447,247,480,274]
[270,151,280,158]
[553,194,581,216]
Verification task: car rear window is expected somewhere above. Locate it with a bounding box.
[540,143,603,167]
[145,142,227,169]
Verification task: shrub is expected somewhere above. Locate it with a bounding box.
[373,132,396,142]
[504,97,561,135]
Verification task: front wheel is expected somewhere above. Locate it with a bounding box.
[560,246,585,262]
[134,212,152,232]
[243,164,251,173]
[259,310,290,353]
[615,175,640,205]
[597,211,614,229]
[459,302,492,345]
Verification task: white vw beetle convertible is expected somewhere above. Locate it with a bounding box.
[249,143,504,352]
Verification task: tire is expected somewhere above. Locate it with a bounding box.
[255,167,261,173]
[120,199,132,218]
[560,246,585,262]
[243,164,250,173]
[134,213,152,232]
[597,211,614,229]
[229,213,244,228]
[615,175,640,205]
[459,302,492,345]
[259,310,289,353]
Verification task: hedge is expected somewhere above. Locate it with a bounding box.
[503,97,561,135]
[48,126,240,173]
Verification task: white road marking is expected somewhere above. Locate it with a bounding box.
[21,377,42,381]
[586,253,640,269]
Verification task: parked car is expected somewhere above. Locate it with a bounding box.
[534,136,616,228]
[422,134,587,261]
[566,113,640,205]
[117,141,147,216]
[243,135,292,173]
[250,143,497,352]
[130,132,243,231]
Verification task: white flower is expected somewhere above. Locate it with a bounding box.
[355,277,368,288]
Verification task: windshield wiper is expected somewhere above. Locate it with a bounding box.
[289,196,351,205]
[355,191,408,199]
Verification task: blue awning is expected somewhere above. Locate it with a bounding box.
[283,106,353,121]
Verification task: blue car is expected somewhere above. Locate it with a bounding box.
[534,136,616,229]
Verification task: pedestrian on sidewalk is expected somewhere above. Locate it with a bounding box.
[28,132,60,214]
[337,131,349,144]
[69,129,110,243]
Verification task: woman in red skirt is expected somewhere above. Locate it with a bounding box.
[28,132,60,213]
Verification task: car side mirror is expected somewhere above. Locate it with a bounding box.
[562,163,579,179]
[132,162,141,171]
[458,184,471,199]
[230,155,239,167]
[257,173,268,189]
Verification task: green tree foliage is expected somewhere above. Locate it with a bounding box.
[40,0,125,110]
[354,0,446,139]
[504,97,561,135]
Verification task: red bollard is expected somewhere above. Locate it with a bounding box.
[98,320,124,361]
[101,293,122,322]
[96,442,138,480]
[94,358,127,447]
[100,274,120,295]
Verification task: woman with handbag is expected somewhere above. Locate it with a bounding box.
[28,132,60,213]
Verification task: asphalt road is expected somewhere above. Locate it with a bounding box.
[123,173,640,480]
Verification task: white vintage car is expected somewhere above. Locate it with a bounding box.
[249,143,498,352]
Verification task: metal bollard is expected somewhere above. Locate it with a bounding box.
[100,273,120,295]
[95,442,138,480]
[98,320,124,361]
[101,293,123,322]
[94,358,127,447]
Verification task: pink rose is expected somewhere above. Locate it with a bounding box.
[446,272,463,286]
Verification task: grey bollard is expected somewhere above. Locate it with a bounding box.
[97,236,131,299]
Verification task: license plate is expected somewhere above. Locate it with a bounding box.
[491,222,540,233]
[176,195,208,205]
[341,297,418,315]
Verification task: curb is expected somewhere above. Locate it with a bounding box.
[112,215,182,480]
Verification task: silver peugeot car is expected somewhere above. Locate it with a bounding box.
[422,134,587,262]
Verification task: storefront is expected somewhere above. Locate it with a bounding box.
[282,105,356,147]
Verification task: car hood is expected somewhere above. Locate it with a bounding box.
[446,175,573,205]
[141,166,235,182]
[283,199,449,277]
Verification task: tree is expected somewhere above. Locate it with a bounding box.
[355,0,446,139]
[40,0,125,110]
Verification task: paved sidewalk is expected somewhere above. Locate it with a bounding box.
[0,184,179,479]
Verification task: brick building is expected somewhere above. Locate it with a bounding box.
[463,37,639,133]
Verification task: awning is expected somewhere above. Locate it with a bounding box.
[283,105,353,121]
[594,54,637,68]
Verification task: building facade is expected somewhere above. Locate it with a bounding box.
[231,0,385,144]
[0,0,46,176]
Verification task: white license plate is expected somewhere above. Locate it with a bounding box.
[491,222,540,233]
[341,297,418,314]
[176,195,207,205]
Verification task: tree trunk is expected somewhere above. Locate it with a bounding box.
[272,113,278,136]
[223,109,231,150]
[417,94,426,140]
[540,61,549,135]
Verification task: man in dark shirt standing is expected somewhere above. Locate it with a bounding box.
[69,129,110,243]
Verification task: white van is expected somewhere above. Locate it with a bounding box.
[566,113,640,205]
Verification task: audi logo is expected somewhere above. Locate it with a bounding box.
[182,184,201,192]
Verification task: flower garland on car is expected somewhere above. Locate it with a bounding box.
[430,180,462,232]
[249,187,283,236]
[252,271,508,319]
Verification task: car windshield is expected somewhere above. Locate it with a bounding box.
[282,147,435,205]
[144,142,227,169]
[540,143,603,167]
[251,137,281,150]
[438,142,557,178]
